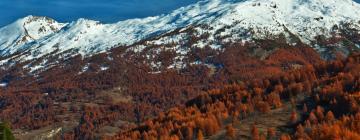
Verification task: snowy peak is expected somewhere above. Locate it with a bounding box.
[141,0,360,47]
[0,15,66,56]
[21,15,66,39]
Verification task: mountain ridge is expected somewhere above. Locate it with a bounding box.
[0,0,360,70]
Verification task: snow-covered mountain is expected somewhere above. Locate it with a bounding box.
[0,16,66,56]
[1,0,360,69]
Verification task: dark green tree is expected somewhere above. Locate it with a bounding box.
[0,122,15,140]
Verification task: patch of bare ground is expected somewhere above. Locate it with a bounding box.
[13,125,63,140]
[209,103,295,140]
[95,87,132,104]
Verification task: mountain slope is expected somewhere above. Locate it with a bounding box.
[0,0,360,70]
[0,16,66,56]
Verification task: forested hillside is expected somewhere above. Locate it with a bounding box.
[0,0,360,139]
[112,53,360,140]
[0,39,359,139]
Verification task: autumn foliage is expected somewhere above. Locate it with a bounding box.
[0,39,358,140]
